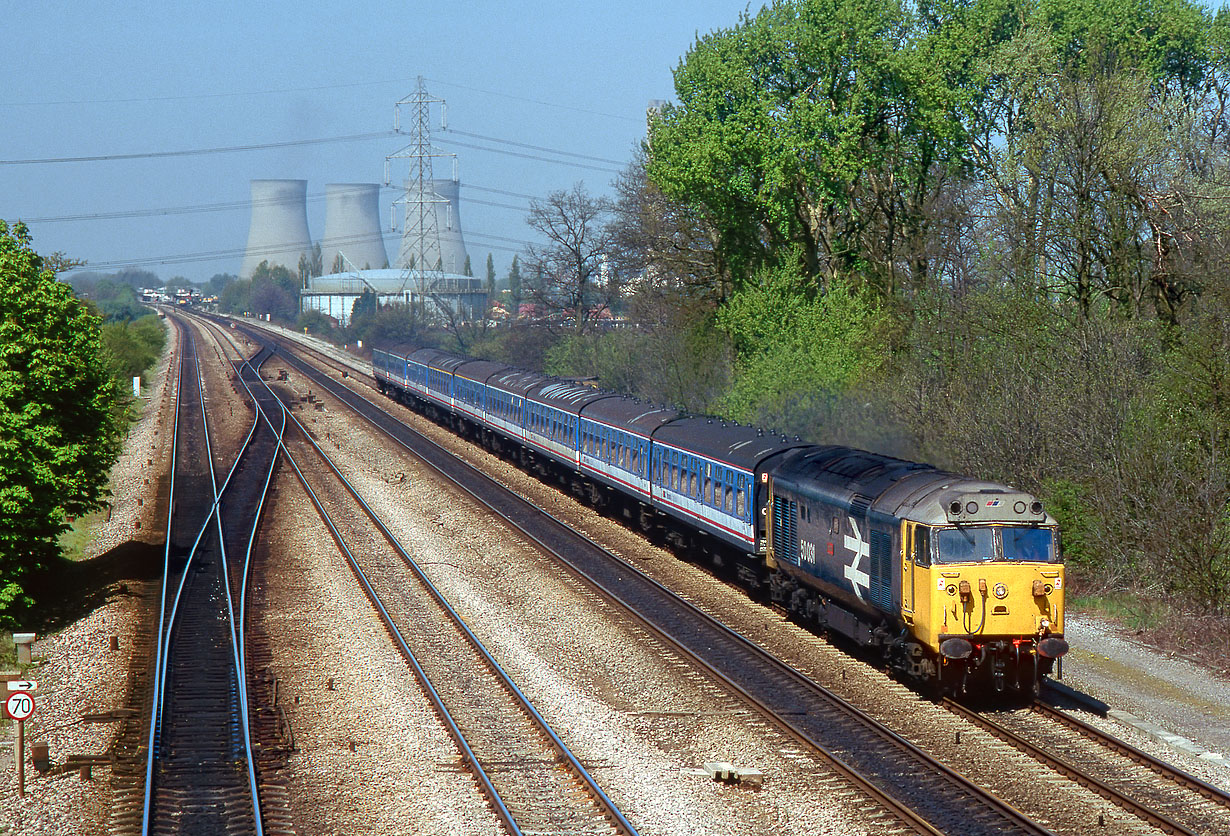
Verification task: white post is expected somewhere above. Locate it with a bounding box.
[132,376,141,398]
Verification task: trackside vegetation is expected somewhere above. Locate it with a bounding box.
[0,222,127,623]
[530,0,1230,658]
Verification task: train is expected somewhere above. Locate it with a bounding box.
[371,344,1069,695]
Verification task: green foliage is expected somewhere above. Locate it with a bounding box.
[347,299,423,348]
[201,273,236,298]
[1040,478,1097,568]
[0,222,124,621]
[217,277,250,314]
[248,261,300,322]
[716,264,888,425]
[296,308,336,337]
[544,316,730,412]
[102,314,166,383]
[507,255,523,312]
[648,0,970,291]
[91,280,147,322]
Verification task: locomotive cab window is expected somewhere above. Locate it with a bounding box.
[934,526,1058,564]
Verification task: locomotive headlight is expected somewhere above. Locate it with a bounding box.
[993,583,1008,599]
[1039,618,1050,630]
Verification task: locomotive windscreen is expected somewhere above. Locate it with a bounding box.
[934,526,1057,563]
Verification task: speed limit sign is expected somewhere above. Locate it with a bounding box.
[4,691,34,721]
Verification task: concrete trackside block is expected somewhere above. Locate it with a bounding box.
[1108,709,1229,768]
[703,761,764,787]
[12,633,36,665]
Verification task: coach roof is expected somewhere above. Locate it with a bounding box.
[654,417,808,472]
[581,394,682,436]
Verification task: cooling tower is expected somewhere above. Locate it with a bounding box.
[397,177,470,274]
[321,183,388,273]
[240,179,312,278]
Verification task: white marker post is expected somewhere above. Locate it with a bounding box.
[5,691,36,797]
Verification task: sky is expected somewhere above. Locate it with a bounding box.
[3,1,756,284]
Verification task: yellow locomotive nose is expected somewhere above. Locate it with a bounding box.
[940,565,1064,638]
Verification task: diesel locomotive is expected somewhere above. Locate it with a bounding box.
[372,344,1068,695]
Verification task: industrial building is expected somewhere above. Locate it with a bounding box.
[300,269,486,326]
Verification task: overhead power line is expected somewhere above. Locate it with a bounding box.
[437,137,621,174]
[81,228,531,271]
[1,78,416,108]
[0,131,396,166]
[463,184,539,201]
[443,128,624,166]
[18,182,537,226]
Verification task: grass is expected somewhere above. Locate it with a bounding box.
[1068,591,1166,632]
[1068,574,1230,675]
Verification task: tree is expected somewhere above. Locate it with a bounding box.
[249,260,300,321]
[485,253,496,296]
[463,254,473,277]
[0,222,124,619]
[962,0,1213,320]
[202,273,237,299]
[102,314,166,381]
[523,182,617,330]
[646,0,969,296]
[507,255,523,314]
[611,151,726,304]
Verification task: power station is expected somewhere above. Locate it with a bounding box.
[241,79,484,325]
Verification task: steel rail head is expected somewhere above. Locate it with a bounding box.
[1032,698,1230,808]
[267,408,526,836]
[270,384,639,836]
[944,698,1198,836]
[144,314,268,836]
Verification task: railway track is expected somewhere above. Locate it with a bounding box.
[243,351,638,836]
[942,694,1230,836]
[135,316,280,836]
[240,323,1067,836]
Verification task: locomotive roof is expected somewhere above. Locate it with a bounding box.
[580,395,682,436]
[654,417,808,472]
[373,342,418,358]
[774,446,1056,526]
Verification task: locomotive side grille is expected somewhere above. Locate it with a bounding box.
[869,529,893,610]
[773,496,799,566]
[849,494,872,518]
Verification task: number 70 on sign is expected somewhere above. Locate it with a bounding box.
[4,692,34,721]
